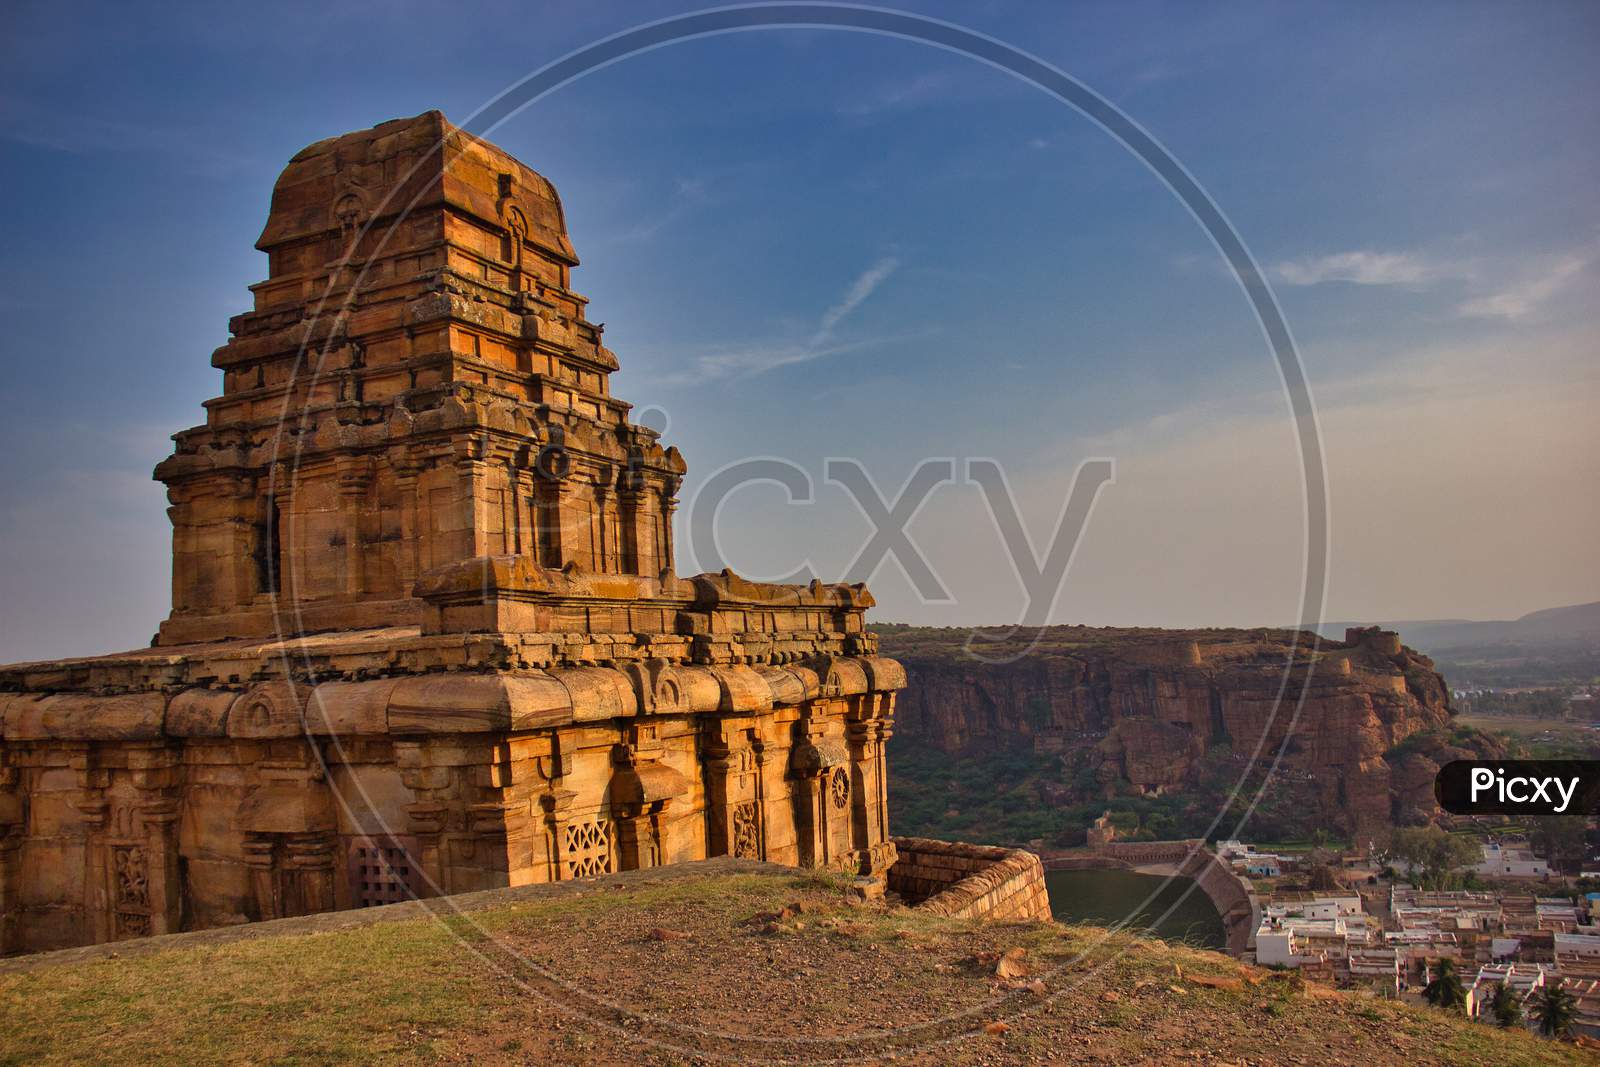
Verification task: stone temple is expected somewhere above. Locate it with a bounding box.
[0,113,908,953]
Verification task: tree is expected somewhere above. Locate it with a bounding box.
[1391,827,1480,889]
[1423,958,1466,1012]
[1529,980,1577,1039]
[1489,982,1523,1028]
[1531,816,1587,875]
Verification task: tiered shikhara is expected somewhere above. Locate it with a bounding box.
[0,113,903,953]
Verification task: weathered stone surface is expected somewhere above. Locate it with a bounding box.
[884,625,1454,842]
[0,113,902,954]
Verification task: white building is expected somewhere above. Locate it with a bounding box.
[1476,842,1550,878]
[1555,932,1600,975]
[1465,964,1550,1024]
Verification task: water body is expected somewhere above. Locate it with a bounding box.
[1045,868,1226,951]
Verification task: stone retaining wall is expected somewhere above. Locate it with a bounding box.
[888,837,1051,922]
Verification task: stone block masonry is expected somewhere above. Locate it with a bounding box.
[0,112,903,954]
[889,837,1051,922]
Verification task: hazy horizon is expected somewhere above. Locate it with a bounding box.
[2,1,1597,662]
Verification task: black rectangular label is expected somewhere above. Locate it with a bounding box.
[1435,760,1600,816]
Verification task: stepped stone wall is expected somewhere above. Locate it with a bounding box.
[889,837,1050,922]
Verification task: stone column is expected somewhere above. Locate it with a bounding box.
[336,460,372,596]
[538,788,579,881]
[592,479,613,573]
[615,803,667,871]
[658,486,678,575]
[268,475,297,603]
[70,753,111,944]
[536,472,567,569]
[137,798,182,936]
[454,438,490,562]
[701,734,736,859]
[392,457,424,593]
[241,834,280,922]
[0,759,22,954]
[282,832,337,916]
[617,486,643,576]
[401,798,448,898]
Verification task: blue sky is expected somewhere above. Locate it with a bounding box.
[2,1,1597,660]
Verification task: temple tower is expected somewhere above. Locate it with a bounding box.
[0,114,903,953]
[155,111,687,644]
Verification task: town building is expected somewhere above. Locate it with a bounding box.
[1476,842,1551,879]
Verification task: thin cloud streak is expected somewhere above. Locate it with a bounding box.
[1459,252,1588,321]
[653,256,903,387]
[1270,250,1450,287]
[811,256,899,347]
[1271,244,1593,322]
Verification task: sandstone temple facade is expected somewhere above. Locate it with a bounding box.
[0,113,905,954]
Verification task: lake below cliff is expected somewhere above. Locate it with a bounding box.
[1044,869,1226,950]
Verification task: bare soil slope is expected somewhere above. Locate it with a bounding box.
[0,861,1585,1066]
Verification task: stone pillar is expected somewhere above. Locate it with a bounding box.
[844,695,896,876]
[335,459,373,597]
[392,457,423,593]
[617,486,643,576]
[658,486,677,575]
[615,803,667,871]
[282,832,337,916]
[453,439,490,562]
[539,788,579,881]
[0,758,21,954]
[536,473,567,570]
[222,475,258,608]
[137,799,182,936]
[401,799,448,898]
[70,753,111,943]
[268,475,297,603]
[701,733,737,859]
[241,835,279,921]
[592,479,613,573]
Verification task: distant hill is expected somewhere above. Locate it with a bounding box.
[1313,601,1600,653]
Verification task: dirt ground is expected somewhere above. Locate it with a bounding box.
[0,866,1590,1066]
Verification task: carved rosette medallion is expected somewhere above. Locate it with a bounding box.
[830,768,850,810]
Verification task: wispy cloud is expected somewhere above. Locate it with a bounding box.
[837,73,951,118]
[1270,244,1592,322]
[1458,252,1588,321]
[600,176,715,246]
[0,94,259,176]
[655,256,903,386]
[811,256,899,346]
[1270,250,1451,287]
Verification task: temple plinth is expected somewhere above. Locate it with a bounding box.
[0,112,902,954]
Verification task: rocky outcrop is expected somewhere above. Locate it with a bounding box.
[880,625,1456,842]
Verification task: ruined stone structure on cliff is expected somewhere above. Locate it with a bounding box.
[0,113,905,954]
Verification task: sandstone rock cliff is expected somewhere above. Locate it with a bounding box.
[880,625,1460,843]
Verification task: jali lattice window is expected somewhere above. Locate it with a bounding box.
[347,837,420,908]
[563,819,612,879]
